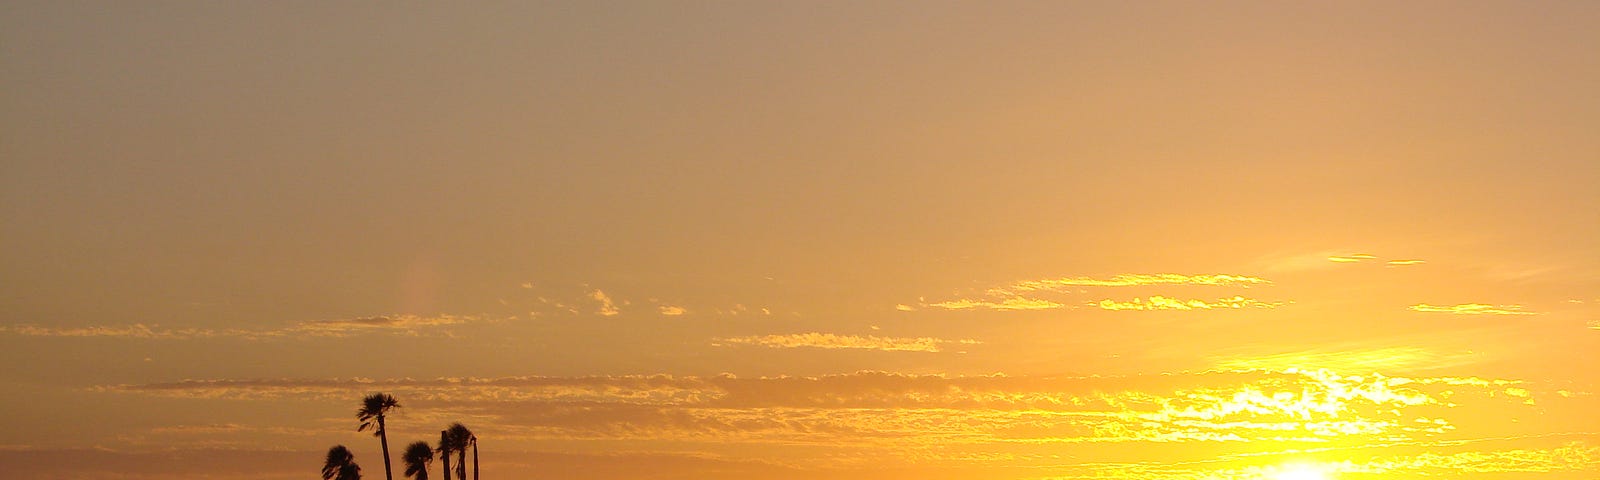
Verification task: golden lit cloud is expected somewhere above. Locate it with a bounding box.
[923,273,1272,312]
[1094,296,1283,311]
[591,289,621,316]
[658,305,687,316]
[99,369,1569,453]
[1001,273,1272,291]
[1327,254,1378,263]
[1387,259,1426,266]
[1408,303,1539,315]
[713,333,978,352]
[1212,346,1485,373]
[925,297,1066,311]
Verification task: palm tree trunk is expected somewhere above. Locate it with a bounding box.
[379,415,394,480]
[440,430,452,480]
[472,437,479,480]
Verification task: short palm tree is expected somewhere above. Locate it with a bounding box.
[357,393,401,480]
[322,445,362,480]
[402,440,433,480]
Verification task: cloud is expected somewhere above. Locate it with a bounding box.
[1328,253,1379,263]
[894,304,915,311]
[712,333,979,353]
[0,323,213,339]
[924,297,1066,311]
[1211,345,1488,373]
[1408,304,1539,315]
[591,289,621,316]
[658,305,687,316]
[1259,251,1427,272]
[0,314,492,340]
[1093,296,1283,311]
[1002,274,1271,291]
[921,273,1270,312]
[98,369,1567,455]
[290,314,474,336]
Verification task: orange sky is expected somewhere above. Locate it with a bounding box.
[2,2,1598,479]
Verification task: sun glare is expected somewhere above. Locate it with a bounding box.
[1273,463,1331,480]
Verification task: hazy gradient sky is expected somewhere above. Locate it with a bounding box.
[3,2,1598,479]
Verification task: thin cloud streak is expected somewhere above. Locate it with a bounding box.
[1094,296,1284,311]
[1328,254,1378,263]
[1408,304,1539,315]
[0,314,492,340]
[922,273,1271,312]
[924,298,1066,311]
[712,333,979,352]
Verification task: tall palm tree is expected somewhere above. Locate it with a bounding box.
[470,434,479,480]
[438,430,453,480]
[357,393,401,480]
[402,440,433,480]
[445,423,473,480]
[322,445,363,480]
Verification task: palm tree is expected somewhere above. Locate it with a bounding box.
[470,434,479,480]
[444,422,473,480]
[402,441,433,480]
[322,445,363,480]
[357,393,401,480]
[445,423,473,480]
[437,430,453,480]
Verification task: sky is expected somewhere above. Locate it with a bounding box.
[2,1,1598,479]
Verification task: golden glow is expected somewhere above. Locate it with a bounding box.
[4,2,1599,479]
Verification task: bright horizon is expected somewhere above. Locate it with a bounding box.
[2,2,1598,479]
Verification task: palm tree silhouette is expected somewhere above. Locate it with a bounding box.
[322,445,363,480]
[470,434,479,480]
[445,423,473,480]
[438,430,454,480]
[402,440,434,480]
[357,394,401,480]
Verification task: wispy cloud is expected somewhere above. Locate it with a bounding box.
[1259,251,1427,272]
[99,369,1566,453]
[712,333,979,352]
[1093,296,1283,311]
[1408,303,1539,315]
[1328,253,1379,263]
[921,273,1270,312]
[0,314,492,340]
[0,324,215,339]
[1212,345,1488,372]
[658,305,687,316]
[998,274,1271,293]
[291,314,474,336]
[591,289,621,316]
[924,297,1066,311]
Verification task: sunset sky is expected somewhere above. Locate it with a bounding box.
[3,2,1599,479]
